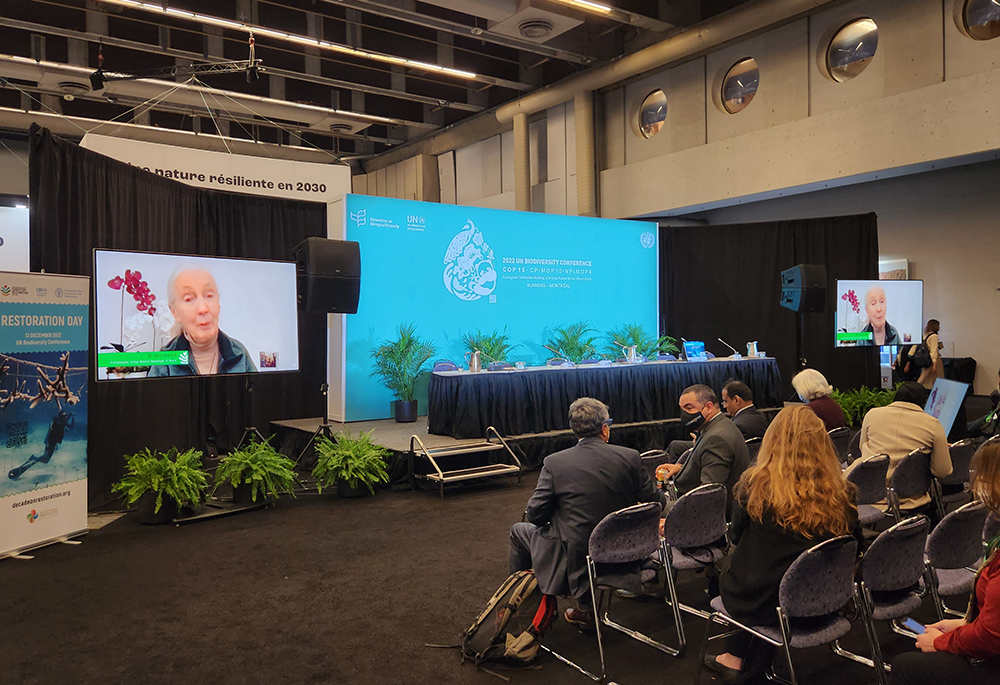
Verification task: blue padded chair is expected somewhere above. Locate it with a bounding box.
[833,516,930,685]
[745,437,763,464]
[639,449,672,484]
[888,447,933,521]
[828,427,851,465]
[932,439,977,518]
[847,430,863,464]
[694,536,859,685]
[925,501,990,620]
[658,353,677,361]
[661,483,729,652]
[431,359,460,372]
[546,358,572,367]
[541,502,665,682]
[846,454,890,528]
[985,512,1000,546]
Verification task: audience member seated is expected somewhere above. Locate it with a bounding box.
[968,367,1000,440]
[655,384,750,506]
[889,441,1000,685]
[845,381,952,513]
[791,368,848,430]
[704,406,861,683]
[663,380,768,462]
[508,397,665,630]
[722,380,769,440]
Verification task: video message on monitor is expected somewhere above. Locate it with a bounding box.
[94,250,299,379]
[835,280,923,348]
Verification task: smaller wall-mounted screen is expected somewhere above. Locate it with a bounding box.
[94,250,299,380]
[835,280,923,348]
[925,378,969,436]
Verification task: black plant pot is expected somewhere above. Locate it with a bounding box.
[337,479,372,498]
[394,399,418,423]
[137,491,177,525]
[232,482,257,504]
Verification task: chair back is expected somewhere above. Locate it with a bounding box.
[546,358,570,366]
[890,447,933,502]
[588,502,662,565]
[846,454,890,506]
[661,483,727,549]
[432,359,460,372]
[658,353,677,361]
[828,427,851,463]
[677,447,693,466]
[942,439,975,487]
[860,516,930,592]
[848,430,862,463]
[745,437,762,463]
[639,449,671,482]
[985,512,1000,545]
[926,501,990,570]
[778,536,858,618]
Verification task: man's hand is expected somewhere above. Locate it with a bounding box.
[916,627,943,652]
[655,463,682,481]
[926,618,965,634]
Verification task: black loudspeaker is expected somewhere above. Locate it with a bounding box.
[779,264,826,313]
[780,287,826,313]
[292,237,361,313]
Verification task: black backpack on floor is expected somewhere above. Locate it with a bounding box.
[460,570,557,666]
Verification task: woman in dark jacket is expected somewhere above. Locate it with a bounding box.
[704,405,860,683]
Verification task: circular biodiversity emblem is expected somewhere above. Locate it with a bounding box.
[443,219,497,301]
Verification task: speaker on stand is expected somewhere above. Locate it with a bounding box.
[779,264,827,372]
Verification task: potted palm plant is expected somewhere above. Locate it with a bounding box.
[112,447,209,524]
[311,430,391,498]
[603,323,680,360]
[371,322,436,423]
[544,321,600,363]
[461,327,520,366]
[212,435,298,504]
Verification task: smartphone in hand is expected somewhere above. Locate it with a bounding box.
[902,617,925,634]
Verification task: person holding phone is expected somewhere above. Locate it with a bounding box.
[889,441,1000,684]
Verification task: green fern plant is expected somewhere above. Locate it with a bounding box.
[603,323,680,359]
[371,323,436,402]
[311,429,391,495]
[544,322,600,363]
[112,446,208,514]
[212,435,298,503]
[461,327,520,364]
[831,384,899,427]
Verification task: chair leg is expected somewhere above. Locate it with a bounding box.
[925,566,946,622]
[659,541,687,656]
[692,613,721,685]
[538,559,605,682]
[889,488,901,522]
[776,609,798,685]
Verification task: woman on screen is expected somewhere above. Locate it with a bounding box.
[146,267,257,377]
[860,285,900,346]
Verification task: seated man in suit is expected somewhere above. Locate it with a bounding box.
[656,384,751,505]
[663,380,766,462]
[722,380,768,440]
[509,397,666,629]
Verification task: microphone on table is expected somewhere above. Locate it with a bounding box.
[717,337,742,359]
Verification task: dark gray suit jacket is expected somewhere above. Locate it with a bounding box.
[672,413,750,503]
[524,437,665,599]
[732,406,768,440]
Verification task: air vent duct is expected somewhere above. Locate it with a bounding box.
[518,18,554,39]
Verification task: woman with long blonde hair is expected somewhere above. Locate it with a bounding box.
[703,406,859,683]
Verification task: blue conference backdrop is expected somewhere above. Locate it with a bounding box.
[343,194,660,421]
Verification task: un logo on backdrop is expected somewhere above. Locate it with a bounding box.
[640,231,656,249]
[443,219,497,301]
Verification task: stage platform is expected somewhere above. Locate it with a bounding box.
[269,414,703,490]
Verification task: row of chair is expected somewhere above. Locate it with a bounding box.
[546,485,992,684]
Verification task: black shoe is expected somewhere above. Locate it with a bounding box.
[703,654,742,684]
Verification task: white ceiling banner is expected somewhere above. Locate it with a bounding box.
[80,134,351,203]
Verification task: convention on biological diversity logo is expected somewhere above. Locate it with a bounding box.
[640,231,656,249]
[0,285,10,296]
[26,509,38,523]
[443,219,497,301]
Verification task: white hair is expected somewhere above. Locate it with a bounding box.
[791,368,834,401]
[166,265,218,307]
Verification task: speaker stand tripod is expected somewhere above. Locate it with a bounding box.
[236,377,267,450]
[294,383,338,467]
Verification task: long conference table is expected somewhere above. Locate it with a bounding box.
[427,357,782,439]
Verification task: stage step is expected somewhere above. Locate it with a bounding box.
[410,427,523,498]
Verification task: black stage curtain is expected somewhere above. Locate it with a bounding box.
[28,126,327,509]
[659,214,880,399]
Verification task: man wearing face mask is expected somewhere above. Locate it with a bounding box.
[656,384,751,506]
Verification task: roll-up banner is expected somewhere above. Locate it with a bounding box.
[0,272,89,559]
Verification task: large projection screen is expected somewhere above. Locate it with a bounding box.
[343,194,660,421]
[94,250,299,379]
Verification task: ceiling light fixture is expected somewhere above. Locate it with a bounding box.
[556,0,615,14]
[94,0,478,80]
